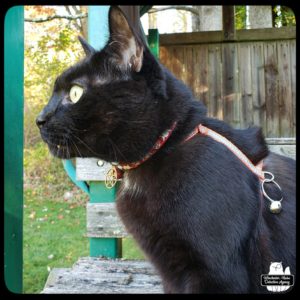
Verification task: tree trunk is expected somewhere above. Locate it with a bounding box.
[194,6,222,31]
[148,9,157,29]
[192,6,200,31]
[80,6,88,39]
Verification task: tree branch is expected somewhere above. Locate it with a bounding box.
[64,5,73,16]
[148,6,199,16]
[25,13,87,23]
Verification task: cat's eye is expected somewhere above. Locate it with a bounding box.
[69,85,84,103]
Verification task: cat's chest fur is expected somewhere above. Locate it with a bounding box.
[116,166,161,235]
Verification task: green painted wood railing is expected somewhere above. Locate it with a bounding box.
[4,6,24,293]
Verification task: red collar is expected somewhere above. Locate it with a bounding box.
[118,121,178,170]
[105,122,178,188]
[105,122,265,189]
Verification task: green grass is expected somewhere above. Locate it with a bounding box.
[24,190,145,293]
[23,190,89,293]
[24,179,145,293]
[122,238,145,260]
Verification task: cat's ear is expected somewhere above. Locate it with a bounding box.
[78,36,96,56]
[108,6,143,72]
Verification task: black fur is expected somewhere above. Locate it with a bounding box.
[36,6,295,293]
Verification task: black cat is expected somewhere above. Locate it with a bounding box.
[36,6,295,293]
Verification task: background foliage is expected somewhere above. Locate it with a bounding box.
[24,6,89,294]
[24,6,86,196]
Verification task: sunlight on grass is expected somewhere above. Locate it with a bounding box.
[23,193,89,293]
[23,187,146,293]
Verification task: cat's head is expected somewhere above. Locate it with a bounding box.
[36,6,170,162]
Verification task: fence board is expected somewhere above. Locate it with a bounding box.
[197,45,209,107]
[184,46,194,93]
[264,42,280,137]
[277,41,293,137]
[238,43,254,128]
[159,47,170,71]
[251,42,267,134]
[208,44,223,119]
[159,27,295,46]
[222,43,240,127]
[172,46,184,84]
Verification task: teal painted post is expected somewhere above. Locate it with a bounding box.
[4,6,24,293]
[88,6,110,50]
[62,160,90,195]
[87,6,121,258]
[148,29,159,58]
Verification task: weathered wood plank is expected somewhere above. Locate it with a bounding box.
[277,41,293,137]
[208,44,222,119]
[191,45,201,101]
[238,42,253,128]
[160,27,296,46]
[86,202,128,238]
[172,46,184,83]
[267,145,295,160]
[266,139,296,159]
[222,43,240,128]
[159,46,167,69]
[251,42,267,134]
[76,158,112,181]
[265,138,295,145]
[264,42,279,137]
[161,30,223,46]
[196,45,209,106]
[42,257,163,294]
[159,46,173,73]
[185,46,194,92]
[222,6,236,41]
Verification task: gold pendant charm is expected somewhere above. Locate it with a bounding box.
[105,166,118,189]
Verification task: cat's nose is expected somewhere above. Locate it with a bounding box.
[36,114,47,128]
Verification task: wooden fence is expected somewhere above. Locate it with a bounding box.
[159,27,296,138]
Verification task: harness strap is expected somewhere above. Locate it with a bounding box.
[184,124,265,181]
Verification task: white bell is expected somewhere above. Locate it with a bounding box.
[270,201,282,214]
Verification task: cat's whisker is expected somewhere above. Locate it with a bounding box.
[108,138,118,162]
[107,137,127,162]
[120,120,149,125]
[68,125,88,132]
[70,138,83,158]
[65,137,71,159]
[69,132,99,157]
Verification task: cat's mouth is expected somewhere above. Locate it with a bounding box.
[39,129,74,159]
